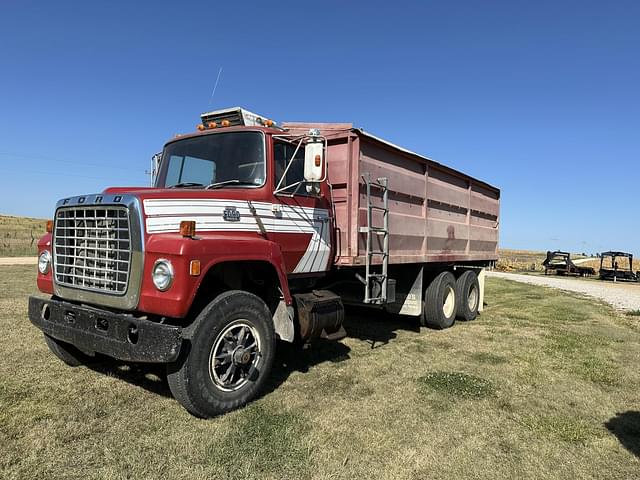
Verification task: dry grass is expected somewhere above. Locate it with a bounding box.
[0,215,47,257]
[2,265,640,479]
[497,249,549,272]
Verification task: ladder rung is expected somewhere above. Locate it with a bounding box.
[369,273,387,279]
[370,205,388,211]
[359,227,387,234]
[368,251,387,256]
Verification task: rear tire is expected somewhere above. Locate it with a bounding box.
[43,334,92,367]
[167,290,276,418]
[455,270,480,321]
[422,271,457,329]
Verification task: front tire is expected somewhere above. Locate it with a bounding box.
[43,334,93,367]
[422,271,457,330]
[167,290,276,418]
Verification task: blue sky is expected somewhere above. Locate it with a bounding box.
[1,1,638,253]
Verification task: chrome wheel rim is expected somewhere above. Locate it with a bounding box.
[209,320,261,392]
[468,284,478,311]
[443,285,455,318]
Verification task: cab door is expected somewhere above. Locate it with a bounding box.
[269,138,332,274]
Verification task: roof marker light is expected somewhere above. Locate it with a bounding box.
[197,124,205,131]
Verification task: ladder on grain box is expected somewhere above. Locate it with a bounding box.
[359,174,390,304]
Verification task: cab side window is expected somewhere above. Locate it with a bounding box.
[274,140,305,193]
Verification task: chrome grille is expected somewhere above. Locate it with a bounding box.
[53,206,131,295]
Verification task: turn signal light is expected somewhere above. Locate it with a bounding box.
[180,220,196,238]
[196,124,205,131]
[189,260,201,276]
[315,154,321,167]
[46,220,53,233]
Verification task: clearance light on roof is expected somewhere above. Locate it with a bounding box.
[199,107,279,129]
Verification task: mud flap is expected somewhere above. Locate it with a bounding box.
[273,300,295,342]
[385,265,423,316]
[477,268,485,313]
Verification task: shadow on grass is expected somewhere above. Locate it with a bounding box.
[343,305,421,348]
[83,306,420,402]
[87,359,173,398]
[85,339,353,402]
[605,411,640,458]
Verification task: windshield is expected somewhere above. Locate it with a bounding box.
[157,131,265,188]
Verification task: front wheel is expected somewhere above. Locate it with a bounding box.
[167,290,276,418]
[43,334,93,367]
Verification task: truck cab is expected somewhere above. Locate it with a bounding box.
[31,108,343,417]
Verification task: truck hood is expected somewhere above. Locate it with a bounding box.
[102,186,267,203]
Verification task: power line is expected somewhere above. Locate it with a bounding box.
[3,166,143,181]
[0,152,142,172]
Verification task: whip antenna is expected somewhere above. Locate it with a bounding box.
[208,67,223,107]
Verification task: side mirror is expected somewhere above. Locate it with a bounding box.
[304,142,323,182]
[150,152,162,186]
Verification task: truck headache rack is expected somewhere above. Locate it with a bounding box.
[359,174,390,304]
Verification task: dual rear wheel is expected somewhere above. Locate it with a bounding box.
[421,270,480,329]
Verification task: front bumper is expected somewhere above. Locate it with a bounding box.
[28,296,183,363]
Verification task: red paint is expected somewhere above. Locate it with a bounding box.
[37,233,54,294]
[137,232,293,318]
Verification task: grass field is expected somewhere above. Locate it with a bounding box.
[2,266,640,479]
[496,249,549,272]
[0,215,47,257]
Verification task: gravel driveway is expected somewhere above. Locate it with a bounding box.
[487,271,640,311]
[0,257,37,265]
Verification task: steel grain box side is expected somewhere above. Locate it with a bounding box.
[281,123,500,267]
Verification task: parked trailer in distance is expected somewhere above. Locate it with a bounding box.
[29,107,500,417]
[599,251,639,282]
[543,250,595,277]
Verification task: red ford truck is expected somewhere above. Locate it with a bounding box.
[29,107,500,418]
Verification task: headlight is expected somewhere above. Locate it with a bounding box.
[152,259,174,291]
[38,250,51,274]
